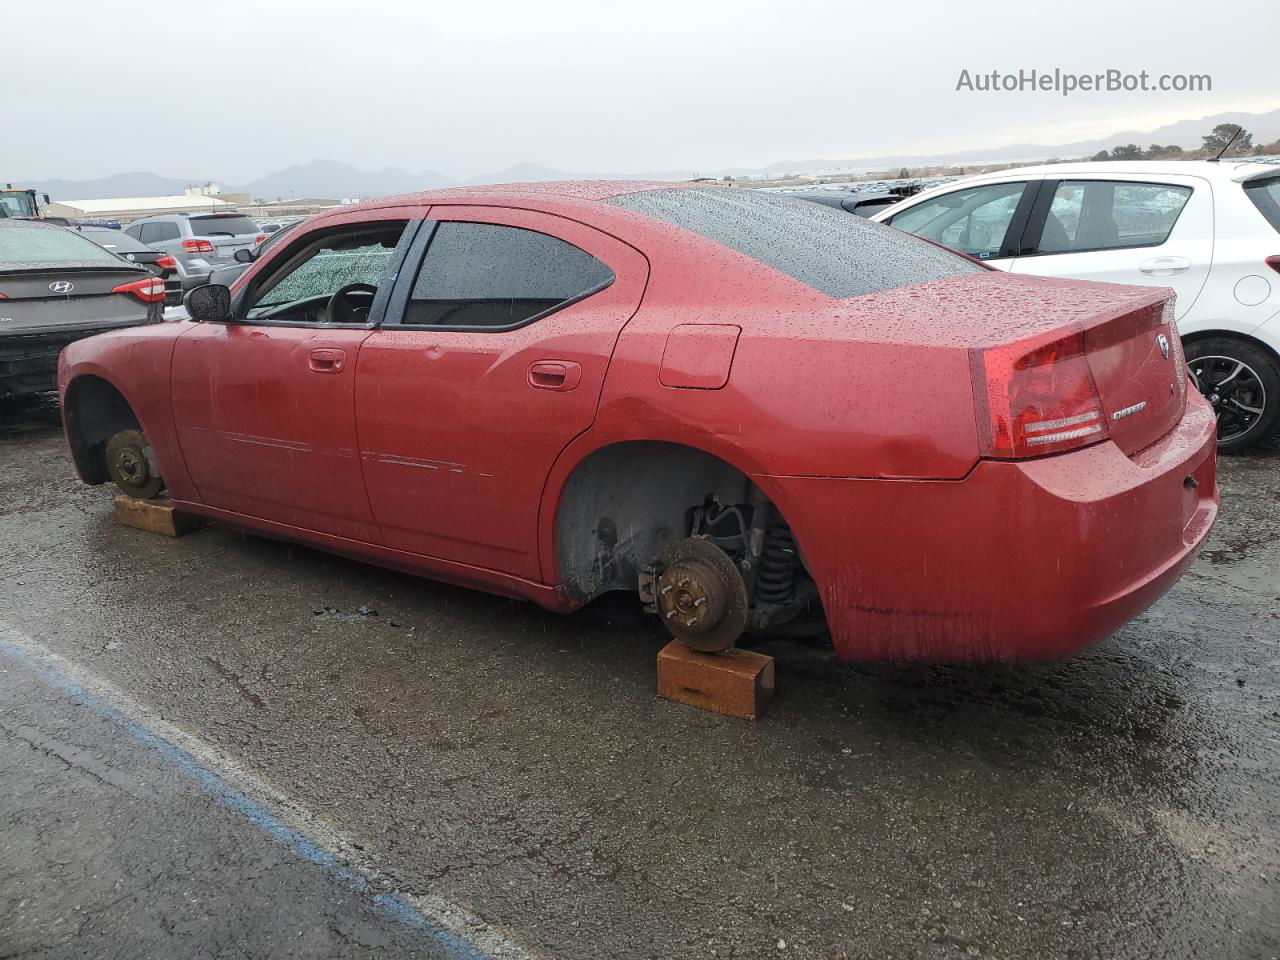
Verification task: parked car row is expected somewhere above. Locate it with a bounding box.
[0,219,164,398]
[122,213,266,293]
[75,226,182,305]
[0,209,316,397]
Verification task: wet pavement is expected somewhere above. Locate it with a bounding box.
[2,392,1278,959]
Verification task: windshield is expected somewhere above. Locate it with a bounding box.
[0,192,37,218]
[607,187,981,298]
[0,223,124,265]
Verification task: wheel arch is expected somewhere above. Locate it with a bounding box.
[1181,327,1280,363]
[62,374,144,485]
[543,437,768,605]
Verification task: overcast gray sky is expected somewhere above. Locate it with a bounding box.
[11,0,1278,182]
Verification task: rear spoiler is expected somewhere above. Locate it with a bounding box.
[1230,159,1280,184]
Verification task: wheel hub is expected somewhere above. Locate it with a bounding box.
[653,537,749,653]
[113,448,148,488]
[657,558,728,636]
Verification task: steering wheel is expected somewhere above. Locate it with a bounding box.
[325,283,378,324]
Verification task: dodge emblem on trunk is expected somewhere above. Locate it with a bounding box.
[49,280,74,294]
[1157,333,1170,359]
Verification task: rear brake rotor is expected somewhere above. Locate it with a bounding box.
[655,537,749,653]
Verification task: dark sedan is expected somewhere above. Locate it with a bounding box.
[0,220,164,398]
[76,226,183,305]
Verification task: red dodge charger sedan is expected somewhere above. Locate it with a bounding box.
[57,182,1218,662]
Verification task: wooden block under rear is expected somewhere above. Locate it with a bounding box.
[656,641,775,721]
[113,496,210,538]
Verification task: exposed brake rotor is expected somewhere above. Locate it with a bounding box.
[654,537,749,653]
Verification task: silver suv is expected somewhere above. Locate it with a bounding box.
[123,213,263,290]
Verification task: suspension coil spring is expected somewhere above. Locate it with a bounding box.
[755,522,798,604]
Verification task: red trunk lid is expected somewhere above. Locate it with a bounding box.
[837,273,1187,459]
[1079,296,1186,455]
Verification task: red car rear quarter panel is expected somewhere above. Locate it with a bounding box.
[589,235,1000,480]
[57,322,196,499]
[756,394,1218,662]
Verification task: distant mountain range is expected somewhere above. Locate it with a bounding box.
[21,106,1280,202]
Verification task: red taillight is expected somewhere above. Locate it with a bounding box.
[1266,255,1280,275]
[254,234,266,244]
[180,238,214,253]
[112,276,166,304]
[972,332,1109,459]
[155,254,177,269]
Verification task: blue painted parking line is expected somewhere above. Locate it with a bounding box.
[0,625,538,960]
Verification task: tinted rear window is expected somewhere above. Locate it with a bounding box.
[188,215,261,237]
[1244,176,1280,233]
[0,224,123,265]
[606,187,981,298]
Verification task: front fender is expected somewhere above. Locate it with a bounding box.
[58,324,197,500]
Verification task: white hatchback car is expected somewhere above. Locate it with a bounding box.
[872,159,1280,451]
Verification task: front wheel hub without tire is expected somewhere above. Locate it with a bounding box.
[654,537,748,653]
[105,429,165,500]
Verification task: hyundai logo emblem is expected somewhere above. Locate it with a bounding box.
[49,280,75,294]
[1157,333,1170,360]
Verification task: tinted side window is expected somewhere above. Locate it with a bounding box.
[1037,180,1192,254]
[157,222,182,242]
[404,222,614,329]
[124,223,145,240]
[137,223,161,244]
[888,182,1027,260]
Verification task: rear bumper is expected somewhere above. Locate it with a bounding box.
[1,313,160,397]
[755,392,1219,662]
[0,336,65,396]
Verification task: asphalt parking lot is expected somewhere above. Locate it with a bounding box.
[1,393,1278,960]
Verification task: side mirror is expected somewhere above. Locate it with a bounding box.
[234,247,255,263]
[183,284,233,322]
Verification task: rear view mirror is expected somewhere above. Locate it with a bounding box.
[234,248,255,263]
[183,284,233,322]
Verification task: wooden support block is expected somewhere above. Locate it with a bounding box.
[656,641,775,721]
[112,496,210,538]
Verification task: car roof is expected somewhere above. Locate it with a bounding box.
[130,211,256,223]
[870,158,1280,222]
[940,157,1280,183]
[315,180,697,219]
[387,179,689,204]
[0,218,63,232]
